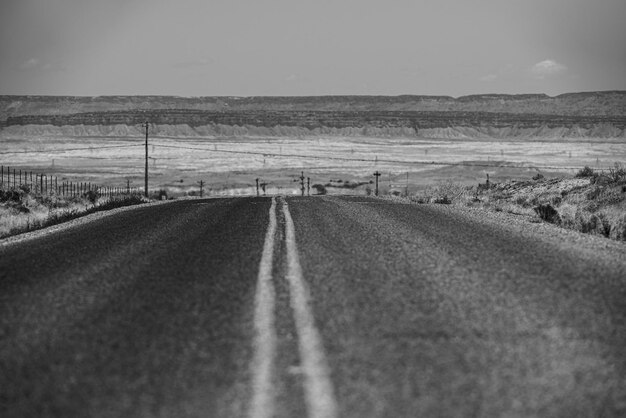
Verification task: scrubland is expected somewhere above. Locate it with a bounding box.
[409,164,626,241]
[2,132,625,241]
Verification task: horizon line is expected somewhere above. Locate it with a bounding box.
[1,90,625,100]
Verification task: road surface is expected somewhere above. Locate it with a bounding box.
[1,196,625,417]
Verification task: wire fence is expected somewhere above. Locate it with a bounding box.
[0,165,140,198]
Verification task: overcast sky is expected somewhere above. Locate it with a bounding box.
[1,0,625,97]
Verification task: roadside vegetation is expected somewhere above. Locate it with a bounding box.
[409,163,626,241]
[0,186,148,239]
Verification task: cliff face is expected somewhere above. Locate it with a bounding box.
[1,92,625,139]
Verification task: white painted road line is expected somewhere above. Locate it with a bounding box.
[282,199,338,418]
[248,197,278,418]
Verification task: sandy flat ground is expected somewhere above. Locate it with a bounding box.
[2,135,624,195]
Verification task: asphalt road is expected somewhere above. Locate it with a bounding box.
[1,196,625,418]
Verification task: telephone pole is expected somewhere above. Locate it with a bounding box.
[143,121,149,197]
[300,171,305,196]
[198,180,205,197]
[374,171,381,196]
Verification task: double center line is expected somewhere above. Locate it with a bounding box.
[249,197,337,418]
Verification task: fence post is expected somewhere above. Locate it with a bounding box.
[1,165,3,189]
[13,168,16,189]
[40,175,44,194]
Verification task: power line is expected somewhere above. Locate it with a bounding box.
[0,144,143,155]
[150,143,599,171]
[1,140,610,171]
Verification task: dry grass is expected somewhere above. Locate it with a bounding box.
[2,133,625,195]
[0,188,147,238]
[408,165,626,241]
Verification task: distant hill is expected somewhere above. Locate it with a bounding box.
[1,91,625,139]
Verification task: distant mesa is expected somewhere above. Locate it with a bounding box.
[0,91,625,139]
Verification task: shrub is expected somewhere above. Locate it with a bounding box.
[312,184,327,195]
[0,189,24,203]
[84,189,99,205]
[534,203,561,224]
[532,173,545,181]
[575,166,595,178]
[608,162,626,183]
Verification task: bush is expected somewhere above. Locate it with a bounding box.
[84,189,99,205]
[608,162,626,183]
[312,184,327,195]
[575,166,595,178]
[534,203,561,223]
[532,173,545,181]
[0,189,24,203]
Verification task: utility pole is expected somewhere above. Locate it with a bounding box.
[198,180,205,197]
[126,178,131,194]
[143,121,149,197]
[307,177,310,196]
[256,178,260,196]
[405,171,409,197]
[373,171,381,196]
[300,171,305,196]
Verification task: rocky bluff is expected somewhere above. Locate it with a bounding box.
[1,92,625,138]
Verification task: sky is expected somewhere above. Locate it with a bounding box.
[1,0,625,97]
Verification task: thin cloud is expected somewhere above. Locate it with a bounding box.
[531,59,567,79]
[16,58,66,72]
[18,58,40,70]
[173,57,215,69]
